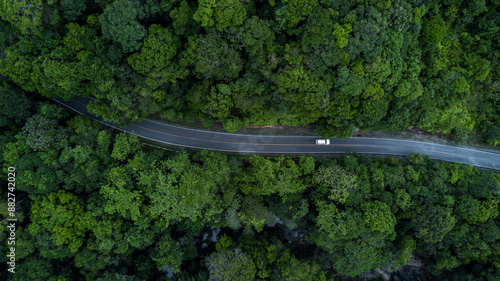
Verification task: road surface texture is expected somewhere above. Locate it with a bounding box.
[54,97,500,171]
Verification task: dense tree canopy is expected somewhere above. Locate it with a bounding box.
[0,0,497,145]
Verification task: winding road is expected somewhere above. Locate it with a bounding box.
[54,97,500,171]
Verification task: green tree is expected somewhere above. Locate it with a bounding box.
[361,201,396,233]
[203,84,234,120]
[238,196,270,232]
[412,205,456,243]
[277,249,323,281]
[169,0,198,35]
[98,0,146,52]
[183,32,243,81]
[420,15,447,44]
[328,238,386,277]
[140,151,224,224]
[279,0,318,28]
[241,155,306,198]
[101,165,143,221]
[314,164,357,204]
[127,24,188,87]
[111,133,140,162]
[150,234,184,272]
[332,23,352,48]
[193,0,247,31]
[22,114,64,152]
[315,203,365,240]
[206,248,257,281]
[60,0,86,21]
[8,255,69,281]
[0,84,31,128]
[0,0,58,34]
[29,190,90,254]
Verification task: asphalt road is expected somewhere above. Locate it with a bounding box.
[54,97,500,171]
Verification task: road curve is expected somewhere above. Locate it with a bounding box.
[54,97,500,171]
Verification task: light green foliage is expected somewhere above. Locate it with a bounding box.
[361,201,396,233]
[222,118,243,133]
[215,234,233,251]
[193,0,247,31]
[456,196,499,225]
[98,0,146,52]
[299,156,315,175]
[101,166,143,221]
[412,4,428,25]
[111,133,140,161]
[314,164,357,204]
[60,145,92,165]
[29,190,90,253]
[332,23,352,48]
[241,155,306,197]
[421,15,448,43]
[32,54,84,98]
[418,102,474,135]
[350,59,365,78]
[206,248,257,281]
[22,114,63,152]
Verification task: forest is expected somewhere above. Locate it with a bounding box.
[1,0,500,280]
[0,0,499,143]
[0,85,500,280]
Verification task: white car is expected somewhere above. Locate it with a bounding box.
[316,139,330,145]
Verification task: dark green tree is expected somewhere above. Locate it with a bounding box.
[98,0,146,52]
